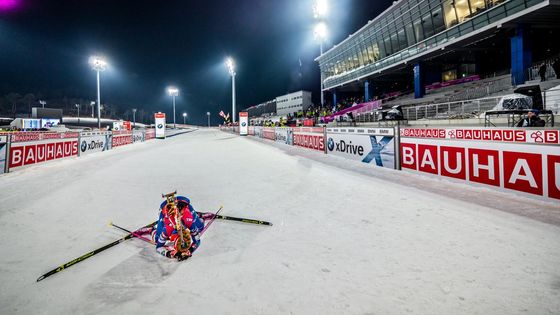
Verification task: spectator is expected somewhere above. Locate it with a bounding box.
[539,63,547,82]
[516,109,545,127]
[553,58,560,80]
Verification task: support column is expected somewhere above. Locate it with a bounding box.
[414,63,425,99]
[510,24,532,86]
[332,90,337,111]
[364,81,370,102]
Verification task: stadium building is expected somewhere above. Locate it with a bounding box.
[316,0,560,111]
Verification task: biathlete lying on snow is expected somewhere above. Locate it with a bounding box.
[138,192,213,261]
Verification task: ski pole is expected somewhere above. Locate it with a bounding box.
[199,206,223,237]
[109,222,155,245]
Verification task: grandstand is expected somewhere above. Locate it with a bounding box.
[316,0,560,125]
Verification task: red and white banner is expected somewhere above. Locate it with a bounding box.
[292,127,325,152]
[10,131,80,143]
[145,129,156,140]
[262,127,275,141]
[112,131,133,147]
[401,127,560,144]
[400,137,560,200]
[9,139,79,169]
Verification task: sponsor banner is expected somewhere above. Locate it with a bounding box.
[239,112,249,136]
[263,127,275,141]
[112,131,133,147]
[327,128,395,169]
[145,129,156,140]
[133,130,145,143]
[274,127,293,145]
[254,126,263,138]
[11,131,79,143]
[155,113,166,139]
[79,132,112,156]
[0,135,7,174]
[400,127,560,144]
[292,127,325,152]
[9,139,79,170]
[400,138,560,200]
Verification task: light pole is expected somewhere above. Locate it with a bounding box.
[89,56,108,129]
[132,108,137,129]
[225,57,236,123]
[207,112,210,127]
[314,22,328,107]
[75,104,80,118]
[183,112,187,125]
[167,87,179,129]
[39,100,46,108]
[90,101,95,117]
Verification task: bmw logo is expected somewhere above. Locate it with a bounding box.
[242,122,247,127]
[327,138,335,151]
[157,124,163,129]
[81,141,87,152]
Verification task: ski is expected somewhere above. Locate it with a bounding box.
[36,220,157,282]
[197,212,272,226]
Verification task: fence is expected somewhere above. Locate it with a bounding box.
[1,129,159,173]
[220,125,560,202]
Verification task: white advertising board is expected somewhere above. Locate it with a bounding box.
[155,113,166,139]
[133,130,145,143]
[326,127,395,169]
[239,112,249,136]
[274,127,293,145]
[79,132,112,156]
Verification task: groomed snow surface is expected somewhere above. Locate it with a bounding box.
[1,129,559,315]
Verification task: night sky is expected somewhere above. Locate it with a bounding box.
[0,0,393,125]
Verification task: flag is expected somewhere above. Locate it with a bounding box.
[219,110,226,118]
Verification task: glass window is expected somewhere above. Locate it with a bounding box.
[422,13,435,38]
[377,39,386,58]
[384,37,393,56]
[432,7,446,34]
[455,0,472,23]
[469,0,486,14]
[371,42,380,61]
[413,19,424,42]
[397,29,408,50]
[443,0,458,27]
[405,23,416,46]
[390,33,399,54]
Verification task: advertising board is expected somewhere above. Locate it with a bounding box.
[239,112,249,136]
[400,128,560,200]
[79,131,112,156]
[326,127,396,169]
[155,113,166,139]
[292,127,325,152]
[275,127,293,145]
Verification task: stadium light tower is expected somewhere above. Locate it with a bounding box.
[167,87,179,129]
[183,112,187,124]
[207,111,211,127]
[132,108,137,129]
[89,56,108,129]
[225,57,236,123]
[75,104,80,118]
[314,22,328,107]
[313,0,328,19]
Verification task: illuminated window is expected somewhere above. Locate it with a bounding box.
[432,7,446,34]
[413,19,424,42]
[469,0,486,14]
[443,0,459,27]
[454,0,472,23]
[405,23,416,46]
